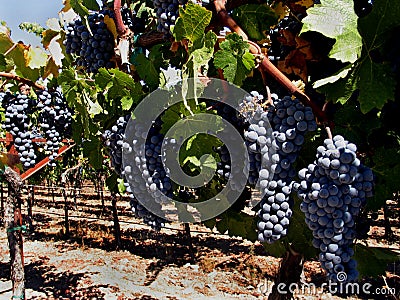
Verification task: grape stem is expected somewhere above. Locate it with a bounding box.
[113,0,130,38]
[325,126,333,140]
[0,72,45,90]
[213,0,332,127]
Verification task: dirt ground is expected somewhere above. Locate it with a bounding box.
[0,185,399,299]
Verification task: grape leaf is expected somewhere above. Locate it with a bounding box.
[172,2,211,44]
[370,146,400,210]
[357,59,396,113]
[134,53,159,90]
[0,54,6,71]
[43,57,59,78]
[70,0,89,19]
[25,47,48,69]
[358,0,400,48]
[95,68,113,89]
[185,31,217,77]
[121,96,133,111]
[354,244,399,278]
[317,68,357,104]
[82,0,99,11]
[104,15,117,40]
[213,33,255,86]
[180,134,219,172]
[41,29,59,49]
[62,0,72,12]
[82,138,103,169]
[46,18,61,32]
[313,66,352,89]
[301,0,362,63]
[232,4,278,41]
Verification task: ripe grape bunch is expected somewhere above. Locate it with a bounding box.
[36,89,73,167]
[64,12,115,73]
[296,135,374,282]
[241,92,317,244]
[1,92,37,170]
[102,115,168,230]
[120,5,146,33]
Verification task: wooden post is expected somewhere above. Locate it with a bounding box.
[26,186,33,230]
[0,182,4,224]
[268,246,304,300]
[62,187,69,237]
[4,167,25,300]
[111,194,121,249]
[61,164,81,237]
[184,223,195,262]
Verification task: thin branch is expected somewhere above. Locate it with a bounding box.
[0,72,45,90]
[213,0,332,126]
[113,0,130,38]
[135,31,166,48]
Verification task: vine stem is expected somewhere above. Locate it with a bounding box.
[0,72,45,90]
[213,0,332,127]
[113,0,130,38]
[325,126,333,140]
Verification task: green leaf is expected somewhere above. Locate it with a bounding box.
[82,0,99,11]
[70,0,89,19]
[357,59,396,113]
[317,69,357,104]
[301,0,362,63]
[358,0,400,48]
[41,29,59,49]
[370,146,400,210]
[26,47,48,69]
[134,53,161,90]
[354,244,399,278]
[213,33,255,86]
[313,66,352,89]
[172,2,212,44]
[263,241,287,258]
[82,138,103,169]
[95,68,113,89]
[105,172,119,193]
[117,178,126,194]
[189,31,217,75]
[121,96,133,111]
[0,53,6,71]
[232,4,278,41]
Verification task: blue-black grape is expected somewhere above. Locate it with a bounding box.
[241,92,317,244]
[103,115,169,230]
[296,135,374,282]
[64,11,115,73]
[36,89,73,167]
[1,92,37,170]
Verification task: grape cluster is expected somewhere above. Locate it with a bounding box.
[268,16,303,63]
[1,92,37,170]
[102,115,130,177]
[64,12,115,73]
[214,145,231,180]
[36,89,73,167]
[153,0,186,36]
[121,5,146,33]
[295,135,374,282]
[242,93,317,244]
[102,115,169,230]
